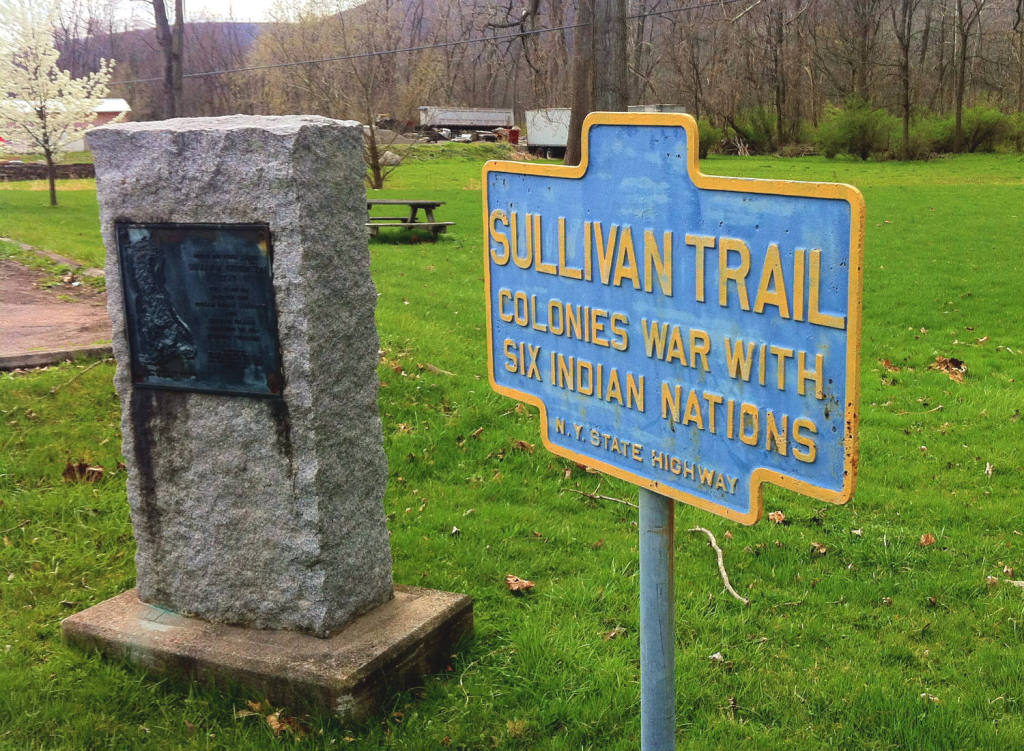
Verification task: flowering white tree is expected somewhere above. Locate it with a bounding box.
[0,0,117,206]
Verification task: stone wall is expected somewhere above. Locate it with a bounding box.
[0,162,95,181]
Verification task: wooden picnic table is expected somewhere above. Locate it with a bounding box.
[366,199,454,237]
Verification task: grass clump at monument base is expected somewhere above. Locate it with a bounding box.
[1,153,1023,750]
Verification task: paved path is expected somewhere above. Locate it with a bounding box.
[0,258,112,369]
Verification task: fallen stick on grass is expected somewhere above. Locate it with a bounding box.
[565,488,639,510]
[689,526,750,606]
[50,358,106,395]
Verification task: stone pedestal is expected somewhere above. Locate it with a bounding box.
[65,115,471,715]
[63,587,473,721]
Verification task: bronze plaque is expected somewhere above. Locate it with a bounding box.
[116,223,283,397]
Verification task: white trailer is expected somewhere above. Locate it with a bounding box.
[525,108,571,157]
[627,104,688,114]
[417,106,514,129]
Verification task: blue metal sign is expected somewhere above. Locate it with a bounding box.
[484,113,863,524]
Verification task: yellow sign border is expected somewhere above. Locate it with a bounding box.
[482,111,864,525]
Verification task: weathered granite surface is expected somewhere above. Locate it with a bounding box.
[62,586,473,720]
[88,116,392,636]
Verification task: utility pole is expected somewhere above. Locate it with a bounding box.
[565,0,627,164]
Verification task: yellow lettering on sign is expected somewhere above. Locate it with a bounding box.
[792,417,818,462]
[511,212,531,269]
[593,222,618,285]
[613,226,641,290]
[739,403,759,446]
[753,243,790,318]
[798,351,825,399]
[489,209,510,265]
[610,313,629,351]
[644,230,673,296]
[807,249,845,329]
[724,337,755,381]
[718,237,751,310]
[685,234,714,303]
[703,392,723,434]
[765,411,788,456]
[557,217,583,280]
[498,288,514,322]
[533,214,557,275]
[770,345,794,391]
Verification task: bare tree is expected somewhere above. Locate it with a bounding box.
[151,0,184,118]
[892,0,923,159]
[953,0,987,151]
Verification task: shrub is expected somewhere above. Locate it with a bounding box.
[696,118,723,158]
[816,99,896,160]
[727,106,776,154]
[909,115,951,154]
[959,106,1010,152]
[912,107,1010,154]
[1010,112,1024,153]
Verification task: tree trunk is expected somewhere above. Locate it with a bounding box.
[954,1,964,151]
[566,0,594,165]
[153,0,184,118]
[593,0,627,111]
[893,0,916,160]
[45,150,57,207]
[771,6,785,149]
[566,0,626,165]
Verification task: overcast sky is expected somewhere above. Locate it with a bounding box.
[116,0,284,27]
[120,0,364,26]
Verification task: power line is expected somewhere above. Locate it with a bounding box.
[109,0,747,87]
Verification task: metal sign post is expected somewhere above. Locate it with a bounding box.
[639,488,675,750]
[483,112,863,748]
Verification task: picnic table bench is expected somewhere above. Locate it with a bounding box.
[366,199,455,237]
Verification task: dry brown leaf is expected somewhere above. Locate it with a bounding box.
[421,362,455,376]
[920,533,937,547]
[62,461,103,483]
[881,358,900,372]
[724,531,733,540]
[986,575,1000,588]
[603,626,626,640]
[470,426,484,439]
[246,700,265,712]
[811,541,827,556]
[767,510,786,524]
[265,712,305,737]
[930,356,966,383]
[512,439,535,454]
[514,403,526,415]
[505,574,535,593]
[1003,564,1015,577]
[985,462,994,477]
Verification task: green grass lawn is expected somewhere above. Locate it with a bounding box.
[1,149,1023,750]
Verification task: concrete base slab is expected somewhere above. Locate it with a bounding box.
[62,585,472,721]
